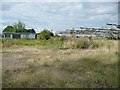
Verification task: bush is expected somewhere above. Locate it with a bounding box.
[76,40,90,49]
[63,37,99,49]
[37,29,54,40]
[2,36,99,49]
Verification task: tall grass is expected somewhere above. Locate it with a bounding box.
[2,37,63,48]
[62,37,99,49]
[2,37,119,88]
[2,37,99,49]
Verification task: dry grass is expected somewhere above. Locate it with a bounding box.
[2,39,119,88]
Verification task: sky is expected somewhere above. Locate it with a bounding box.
[0,0,119,33]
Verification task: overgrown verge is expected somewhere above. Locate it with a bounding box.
[1,37,100,49]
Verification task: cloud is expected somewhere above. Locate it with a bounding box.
[1,0,119,2]
[0,2,118,33]
[1,3,13,11]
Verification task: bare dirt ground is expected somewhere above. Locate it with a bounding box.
[2,46,40,70]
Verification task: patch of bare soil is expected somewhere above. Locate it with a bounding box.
[2,46,40,70]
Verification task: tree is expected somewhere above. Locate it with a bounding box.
[3,26,14,33]
[3,21,36,34]
[13,21,26,33]
[37,29,54,40]
[26,29,36,33]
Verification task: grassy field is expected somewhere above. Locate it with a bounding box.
[1,37,119,88]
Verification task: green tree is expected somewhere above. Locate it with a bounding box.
[3,21,37,34]
[3,26,14,33]
[37,29,54,40]
[26,29,36,33]
[13,21,26,33]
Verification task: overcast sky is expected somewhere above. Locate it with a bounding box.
[0,0,119,33]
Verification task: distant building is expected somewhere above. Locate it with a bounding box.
[3,32,36,39]
[58,24,120,39]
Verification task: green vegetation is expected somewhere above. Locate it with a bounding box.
[37,29,54,40]
[3,21,36,33]
[13,21,26,33]
[1,25,119,88]
[2,37,99,49]
[1,20,119,88]
[3,26,14,33]
[2,39,118,88]
[1,37,62,48]
[62,37,99,49]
